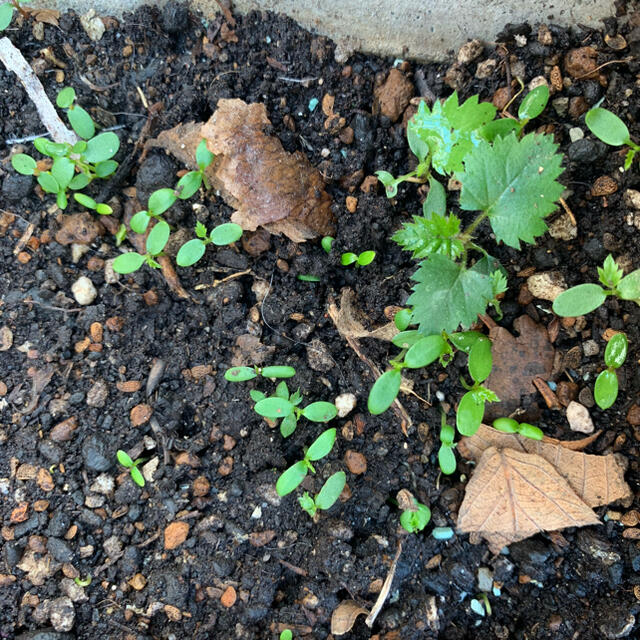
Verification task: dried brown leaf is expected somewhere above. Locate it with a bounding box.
[458,424,631,508]
[484,315,555,420]
[16,550,60,586]
[457,446,600,553]
[24,7,60,26]
[331,600,369,636]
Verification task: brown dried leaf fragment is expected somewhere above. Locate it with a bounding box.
[201,99,335,241]
[457,446,600,553]
[331,600,369,636]
[458,424,631,508]
[484,315,555,420]
[55,212,104,245]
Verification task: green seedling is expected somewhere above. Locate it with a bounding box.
[252,381,337,437]
[11,87,119,210]
[276,428,337,496]
[297,274,321,282]
[129,188,177,235]
[73,193,112,215]
[594,332,628,410]
[399,496,431,533]
[552,255,640,317]
[116,450,145,487]
[176,221,243,266]
[321,236,334,254]
[585,107,640,170]
[341,250,376,267]
[280,630,293,640]
[112,219,170,274]
[0,0,27,31]
[175,139,215,198]
[298,471,346,518]
[73,575,92,587]
[224,365,296,382]
[438,412,457,475]
[492,417,543,440]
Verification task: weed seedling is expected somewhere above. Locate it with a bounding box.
[297,274,321,282]
[252,381,337,437]
[298,471,346,518]
[116,450,146,487]
[11,87,120,210]
[73,575,92,587]
[585,106,640,170]
[341,250,376,267]
[594,332,628,410]
[399,496,431,533]
[321,236,334,254]
[492,417,543,440]
[438,412,457,475]
[276,428,338,496]
[224,365,296,382]
[280,630,293,640]
[112,219,170,274]
[175,139,215,198]
[129,188,177,235]
[552,255,640,317]
[176,221,243,266]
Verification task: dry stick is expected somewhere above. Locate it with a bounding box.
[0,37,77,145]
[365,541,403,628]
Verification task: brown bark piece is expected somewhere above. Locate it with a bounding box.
[457,446,600,553]
[200,99,335,241]
[458,424,631,508]
[484,315,555,420]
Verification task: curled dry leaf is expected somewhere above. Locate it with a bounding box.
[55,212,104,245]
[331,600,369,636]
[458,446,600,553]
[484,315,555,420]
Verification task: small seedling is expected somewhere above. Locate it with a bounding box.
[112,219,170,274]
[129,188,177,235]
[276,428,337,496]
[552,254,640,317]
[341,250,376,267]
[298,471,346,518]
[116,450,145,487]
[73,575,92,587]
[594,332,628,410]
[438,412,457,475]
[321,236,334,254]
[297,274,321,282]
[399,497,431,533]
[176,221,243,266]
[73,193,112,215]
[224,365,296,382]
[0,0,28,32]
[280,630,293,640]
[175,139,215,198]
[492,417,543,440]
[585,106,640,170]
[252,381,337,437]
[11,87,120,210]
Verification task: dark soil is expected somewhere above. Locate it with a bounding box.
[1,3,640,639]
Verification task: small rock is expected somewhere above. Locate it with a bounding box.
[591,175,618,197]
[457,39,484,65]
[60,578,88,603]
[566,401,594,434]
[0,325,14,351]
[164,521,189,550]
[564,47,598,79]
[90,474,114,495]
[220,585,236,608]
[130,403,152,426]
[599,611,636,639]
[568,139,602,164]
[344,450,367,474]
[477,567,493,592]
[626,405,640,426]
[527,271,567,301]
[548,214,577,241]
[623,189,640,209]
[103,535,123,559]
[475,58,497,79]
[82,434,111,472]
[335,393,357,418]
[538,24,553,45]
[70,243,90,264]
[578,386,595,408]
[80,9,105,41]
[306,338,334,372]
[569,96,589,119]
[2,173,33,202]
[373,69,414,122]
[49,597,75,632]
[128,573,147,590]
[551,97,569,117]
[569,127,584,142]
[86,380,108,408]
[583,340,599,357]
[71,277,97,305]
[50,417,77,442]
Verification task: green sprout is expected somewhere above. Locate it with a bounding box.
[585,107,640,170]
[297,274,321,282]
[276,428,338,496]
[492,417,543,440]
[552,255,640,317]
[298,471,346,518]
[175,139,215,198]
[280,630,293,640]
[321,236,334,254]
[438,412,457,475]
[224,365,296,382]
[341,250,376,267]
[74,575,92,587]
[112,219,170,274]
[594,333,628,410]
[399,496,431,533]
[116,450,146,487]
[129,188,177,235]
[176,221,243,267]
[252,381,337,438]
[0,0,28,33]
[11,87,120,210]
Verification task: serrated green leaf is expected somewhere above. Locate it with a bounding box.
[477,118,520,142]
[276,460,308,496]
[367,369,401,415]
[298,491,316,516]
[306,428,336,461]
[315,471,346,510]
[176,239,206,267]
[112,252,146,274]
[604,333,628,369]
[598,254,623,289]
[458,132,564,248]
[68,105,95,139]
[146,220,170,255]
[408,255,494,335]
[594,369,618,410]
[195,221,208,239]
[408,92,497,175]
[552,283,607,317]
[585,108,630,146]
[392,213,464,260]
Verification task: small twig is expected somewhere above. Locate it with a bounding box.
[574,58,631,80]
[365,542,403,628]
[278,76,317,87]
[23,298,85,313]
[0,37,77,144]
[277,558,308,576]
[558,197,577,226]
[136,530,161,548]
[13,223,34,255]
[193,268,252,290]
[78,73,117,93]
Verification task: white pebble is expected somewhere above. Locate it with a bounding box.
[527,271,567,302]
[335,392,357,418]
[569,127,584,142]
[71,276,97,305]
[71,243,90,263]
[566,401,594,434]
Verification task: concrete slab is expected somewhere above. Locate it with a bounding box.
[33,0,615,60]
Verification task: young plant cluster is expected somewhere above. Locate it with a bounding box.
[586,106,640,170]
[12,87,119,211]
[113,140,242,274]
[225,365,345,518]
[116,450,145,487]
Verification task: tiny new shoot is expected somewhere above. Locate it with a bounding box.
[112,219,170,274]
[224,365,296,382]
[438,412,457,475]
[116,450,145,487]
[552,254,640,317]
[252,381,337,438]
[492,417,543,440]
[321,236,334,254]
[585,106,640,170]
[594,332,628,410]
[129,188,177,235]
[341,250,376,267]
[0,0,28,31]
[400,496,431,533]
[276,428,337,496]
[176,221,243,266]
[175,139,215,199]
[280,630,293,640]
[298,471,346,519]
